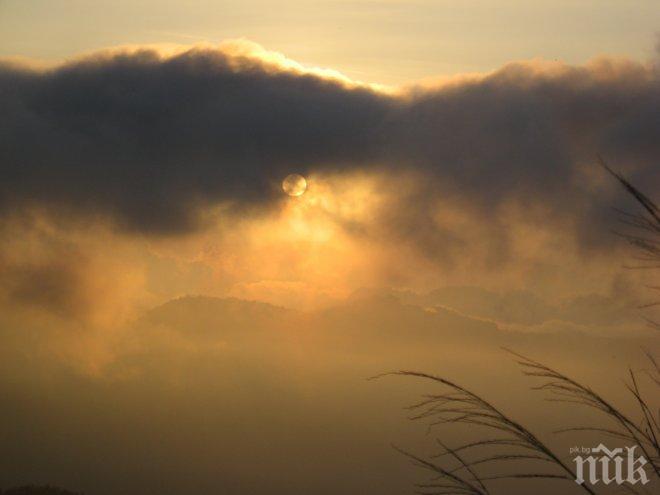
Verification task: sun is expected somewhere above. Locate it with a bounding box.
[282,173,307,197]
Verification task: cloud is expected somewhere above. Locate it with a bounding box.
[0,216,148,324]
[0,42,390,234]
[0,40,658,318]
[1,41,657,495]
[1,41,657,238]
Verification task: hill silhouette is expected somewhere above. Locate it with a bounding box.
[1,486,82,495]
[143,295,292,336]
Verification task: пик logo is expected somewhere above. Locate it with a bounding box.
[572,444,650,486]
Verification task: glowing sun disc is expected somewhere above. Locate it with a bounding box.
[282,174,307,197]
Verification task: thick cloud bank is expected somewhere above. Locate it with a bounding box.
[0,43,658,238]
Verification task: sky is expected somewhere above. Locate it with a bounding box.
[1,1,659,84]
[0,2,659,494]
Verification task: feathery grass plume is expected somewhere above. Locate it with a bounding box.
[383,161,658,494]
[385,347,659,495]
[599,156,660,329]
[507,349,659,480]
[377,370,597,495]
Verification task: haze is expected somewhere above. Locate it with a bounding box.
[0,2,658,494]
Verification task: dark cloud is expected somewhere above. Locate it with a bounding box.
[0,48,390,233]
[0,258,86,316]
[0,45,658,246]
[375,59,660,262]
